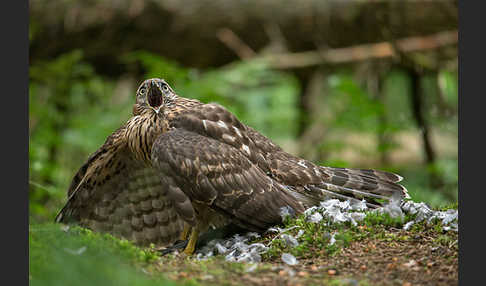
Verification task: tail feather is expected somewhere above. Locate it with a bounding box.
[291,167,409,209]
[322,169,404,196]
[322,167,408,197]
[321,167,404,184]
[318,182,392,200]
[307,185,382,208]
[355,168,404,183]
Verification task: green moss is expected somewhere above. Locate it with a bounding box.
[434,234,458,250]
[262,212,360,259]
[437,201,458,211]
[261,204,457,263]
[361,211,411,228]
[29,223,180,286]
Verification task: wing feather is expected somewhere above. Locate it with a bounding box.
[151,129,304,232]
[168,103,408,210]
[55,125,184,247]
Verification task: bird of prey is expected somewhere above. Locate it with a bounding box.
[55,78,408,254]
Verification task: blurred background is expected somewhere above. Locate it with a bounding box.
[29,0,458,223]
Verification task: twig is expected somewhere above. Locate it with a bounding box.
[217,28,256,59]
[257,30,457,69]
[29,180,58,194]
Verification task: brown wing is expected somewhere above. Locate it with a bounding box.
[55,125,184,247]
[168,103,408,209]
[151,129,305,232]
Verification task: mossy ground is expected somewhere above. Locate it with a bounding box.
[29,205,457,286]
[29,224,179,286]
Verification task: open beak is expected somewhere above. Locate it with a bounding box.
[147,81,164,113]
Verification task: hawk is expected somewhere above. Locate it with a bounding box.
[55,78,408,254]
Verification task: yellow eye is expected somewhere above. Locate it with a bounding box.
[162,84,169,92]
[139,87,146,95]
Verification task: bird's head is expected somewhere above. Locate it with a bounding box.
[133,78,176,116]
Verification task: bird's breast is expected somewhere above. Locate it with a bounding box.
[126,113,168,164]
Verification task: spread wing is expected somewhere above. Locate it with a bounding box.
[55,125,184,247]
[151,129,305,232]
[163,103,408,210]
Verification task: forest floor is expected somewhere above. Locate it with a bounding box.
[158,216,458,286]
[29,203,458,286]
[159,230,458,286]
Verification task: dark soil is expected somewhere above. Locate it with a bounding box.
[156,227,458,286]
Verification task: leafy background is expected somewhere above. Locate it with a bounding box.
[29,1,457,284]
[29,50,457,223]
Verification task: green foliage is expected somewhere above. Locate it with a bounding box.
[327,74,385,133]
[438,70,458,109]
[123,51,190,85]
[399,157,458,208]
[320,71,406,164]
[29,50,132,222]
[29,223,180,286]
[362,211,407,228]
[317,68,457,207]
[29,49,457,223]
[381,69,416,130]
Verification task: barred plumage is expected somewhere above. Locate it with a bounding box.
[56,78,408,254]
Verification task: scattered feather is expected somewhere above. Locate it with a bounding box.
[281,253,298,265]
[403,220,415,230]
[281,234,299,248]
[195,198,458,265]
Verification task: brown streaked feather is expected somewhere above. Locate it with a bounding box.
[55,120,184,248]
[164,101,408,212]
[151,129,305,232]
[57,78,409,251]
[322,167,404,184]
[320,167,407,196]
[56,125,127,222]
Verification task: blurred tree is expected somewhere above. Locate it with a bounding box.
[29,0,458,221]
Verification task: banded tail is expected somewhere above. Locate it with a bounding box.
[290,166,409,209]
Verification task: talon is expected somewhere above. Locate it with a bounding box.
[159,239,188,256]
[182,228,199,255]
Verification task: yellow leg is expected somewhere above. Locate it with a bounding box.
[183,227,199,255]
[179,223,191,241]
